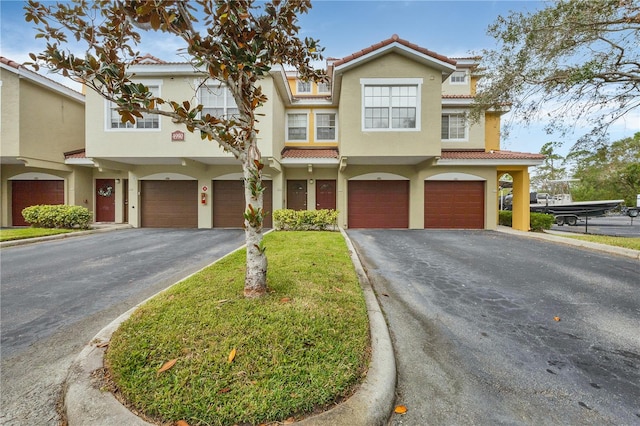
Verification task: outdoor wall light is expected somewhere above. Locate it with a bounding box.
[115,178,121,184]
[309,179,314,184]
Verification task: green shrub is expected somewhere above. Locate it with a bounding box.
[273,209,338,231]
[499,210,554,232]
[22,205,92,229]
[530,212,554,231]
[498,210,512,227]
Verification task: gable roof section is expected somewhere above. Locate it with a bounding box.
[0,56,84,103]
[333,34,457,76]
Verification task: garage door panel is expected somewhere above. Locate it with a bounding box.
[141,181,198,228]
[348,181,409,228]
[213,180,272,228]
[424,181,484,229]
[12,180,64,226]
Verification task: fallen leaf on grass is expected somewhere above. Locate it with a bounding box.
[283,417,295,424]
[280,297,291,303]
[333,287,343,293]
[157,359,177,376]
[394,405,408,414]
[218,387,231,394]
[228,348,237,363]
[554,316,561,322]
[176,421,189,426]
[96,341,109,348]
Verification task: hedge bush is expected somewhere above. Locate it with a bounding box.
[498,210,554,232]
[22,205,92,229]
[273,209,338,231]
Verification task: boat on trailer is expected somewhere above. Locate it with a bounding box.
[530,180,624,226]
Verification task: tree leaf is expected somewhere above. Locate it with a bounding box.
[554,316,561,322]
[176,421,190,426]
[394,405,408,414]
[157,358,177,375]
[228,348,237,363]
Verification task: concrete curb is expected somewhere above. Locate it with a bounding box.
[496,226,640,261]
[0,224,133,248]
[64,229,396,426]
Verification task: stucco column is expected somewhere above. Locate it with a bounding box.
[510,167,531,231]
[409,175,424,229]
[128,171,140,228]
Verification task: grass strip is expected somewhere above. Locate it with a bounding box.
[559,234,640,251]
[0,227,74,242]
[105,231,370,426]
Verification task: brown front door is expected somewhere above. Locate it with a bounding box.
[96,179,116,222]
[316,180,336,210]
[11,180,64,226]
[287,180,307,210]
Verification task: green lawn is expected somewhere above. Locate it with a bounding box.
[105,231,370,426]
[559,234,640,251]
[0,227,75,242]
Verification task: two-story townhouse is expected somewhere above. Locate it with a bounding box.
[0,57,89,227]
[27,35,542,231]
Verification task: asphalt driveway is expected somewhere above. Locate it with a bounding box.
[0,228,245,425]
[347,230,640,425]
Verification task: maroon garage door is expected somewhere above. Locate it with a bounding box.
[424,181,484,229]
[212,180,273,228]
[11,180,64,226]
[348,180,409,228]
[140,180,198,228]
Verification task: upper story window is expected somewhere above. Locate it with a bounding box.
[287,113,308,141]
[297,80,311,94]
[109,84,160,129]
[317,82,330,93]
[441,112,468,140]
[450,71,467,84]
[361,78,422,131]
[199,85,239,119]
[315,112,337,141]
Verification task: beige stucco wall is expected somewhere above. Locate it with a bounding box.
[1,68,21,156]
[338,53,442,159]
[85,75,277,160]
[19,79,85,161]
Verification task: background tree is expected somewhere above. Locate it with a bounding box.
[568,132,640,205]
[530,141,568,192]
[25,0,324,298]
[472,0,640,151]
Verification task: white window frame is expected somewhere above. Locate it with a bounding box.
[197,82,239,120]
[105,79,162,131]
[314,110,338,142]
[296,80,311,94]
[450,70,467,85]
[360,78,422,132]
[441,110,469,141]
[286,111,309,142]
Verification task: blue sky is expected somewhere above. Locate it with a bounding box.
[1,0,638,156]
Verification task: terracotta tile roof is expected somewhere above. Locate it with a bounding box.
[64,149,87,159]
[333,34,456,67]
[441,150,545,160]
[0,56,21,69]
[133,53,167,64]
[442,94,475,99]
[281,148,339,159]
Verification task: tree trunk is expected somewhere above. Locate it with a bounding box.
[242,153,268,298]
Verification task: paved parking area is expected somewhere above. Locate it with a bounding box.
[347,229,640,425]
[551,214,640,237]
[1,228,245,425]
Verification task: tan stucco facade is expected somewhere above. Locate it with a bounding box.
[1,37,543,230]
